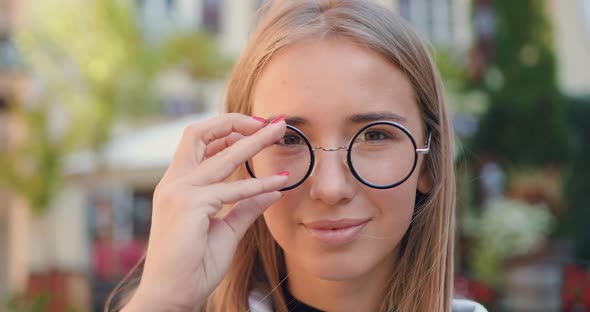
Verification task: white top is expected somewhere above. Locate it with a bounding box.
[247,291,488,312]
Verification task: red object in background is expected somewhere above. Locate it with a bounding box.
[562,264,590,311]
[454,273,496,307]
[469,279,496,304]
[119,238,146,273]
[19,239,146,312]
[92,238,147,280]
[91,239,120,280]
[26,270,68,312]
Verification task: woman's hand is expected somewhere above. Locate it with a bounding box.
[123,113,288,312]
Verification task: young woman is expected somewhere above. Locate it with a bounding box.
[111,1,487,311]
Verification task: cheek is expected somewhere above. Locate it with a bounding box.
[262,201,295,246]
[366,178,417,236]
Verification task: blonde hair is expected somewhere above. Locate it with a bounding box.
[108,1,456,311]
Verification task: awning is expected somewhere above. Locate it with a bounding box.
[65,112,217,176]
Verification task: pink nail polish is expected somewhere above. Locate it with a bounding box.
[251,116,267,123]
[271,116,285,124]
[276,171,290,176]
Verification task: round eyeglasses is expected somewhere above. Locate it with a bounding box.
[245,121,431,191]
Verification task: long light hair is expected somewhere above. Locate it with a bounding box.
[108,1,456,311]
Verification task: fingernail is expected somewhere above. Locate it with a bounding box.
[271,116,285,124]
[276,171,290,176]
[251,116,267,123]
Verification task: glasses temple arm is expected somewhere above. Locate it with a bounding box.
[416,131,431,154]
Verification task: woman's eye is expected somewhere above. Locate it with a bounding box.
[278,134,304,145]
[362,130,389,141]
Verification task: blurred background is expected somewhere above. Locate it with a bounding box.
[0,0,589,311]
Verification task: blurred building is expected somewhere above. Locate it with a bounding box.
[135,0,474,56]
[549,0,590,97]
[397,0,473,52]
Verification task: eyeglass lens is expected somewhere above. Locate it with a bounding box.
[245,122,418,190]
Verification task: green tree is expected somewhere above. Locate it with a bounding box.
[562,97,590,260]
[0,0,229,214]
[473,0,567,167]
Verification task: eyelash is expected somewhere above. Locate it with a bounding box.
[356,129,396,143]
[276,125,402,147]
[278,133,305,146]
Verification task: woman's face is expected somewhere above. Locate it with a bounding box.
[251,37,430,280]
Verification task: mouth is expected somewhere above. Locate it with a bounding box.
[302,218,371,246]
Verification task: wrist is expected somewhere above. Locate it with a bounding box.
[121,285,202,312]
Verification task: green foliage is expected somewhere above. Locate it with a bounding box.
[434,47,490,119]
[473,0,568,166]
[162,33,232,79]
[562,96,590,260]
[0,0,228,215]
[434,48,469,88]
[0,102,63,215]
[4,292,80,312]
[4,293,50,312]
[463,198,554,285]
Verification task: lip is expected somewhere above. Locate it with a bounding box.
[303,218,370,246]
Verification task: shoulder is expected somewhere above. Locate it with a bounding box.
[452,299,488,312]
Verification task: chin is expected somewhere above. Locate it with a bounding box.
[295,248,386,281]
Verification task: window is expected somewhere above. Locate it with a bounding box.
[431,0,452,45]
[0,33,20,72]
[202,0,221,33]
[132,190,154,239]
[165,0,176,13]
[397,0,453,46]
[399,0,411,20]
[583,0,590,37]
[135,0,145,10]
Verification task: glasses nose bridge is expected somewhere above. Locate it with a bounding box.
[310,145,350,174]
[312,145,349,153]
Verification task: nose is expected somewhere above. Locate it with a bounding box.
[308,148,356,205]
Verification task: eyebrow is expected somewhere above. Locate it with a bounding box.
[270,111,407,127]
[347,112,407,124]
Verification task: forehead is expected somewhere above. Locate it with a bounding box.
[252,37,421,131]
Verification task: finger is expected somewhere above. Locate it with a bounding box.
[204,132,245,159]
[168,114,266,177]
[208,173,289,207]
[210,191,282,243]
[193,119,287,184]
[192,173,288,218]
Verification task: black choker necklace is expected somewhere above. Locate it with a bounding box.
[283,287,324,312]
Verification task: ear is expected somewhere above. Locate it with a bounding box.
[417,162,433,193]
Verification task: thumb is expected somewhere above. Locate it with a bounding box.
[210,191,282,244]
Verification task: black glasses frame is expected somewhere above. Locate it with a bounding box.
[245,120,431,191]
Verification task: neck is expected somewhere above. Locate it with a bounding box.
[284,253,396,312]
